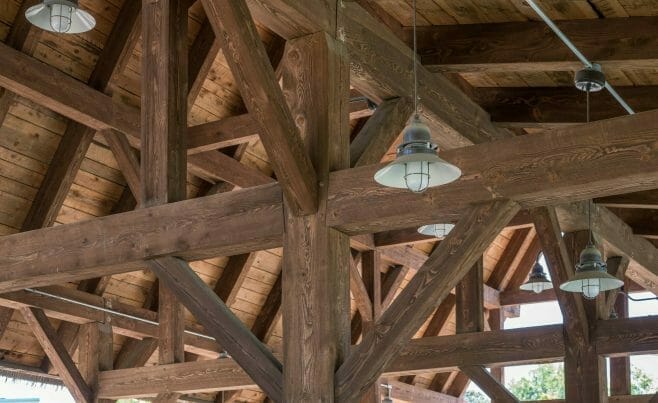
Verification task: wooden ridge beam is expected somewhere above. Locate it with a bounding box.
[202,0,317,215]
[94,316,658,398]
[335,200,520,401]
[21,307,92,402]
[414,17,658,73]
[328,109,658,234]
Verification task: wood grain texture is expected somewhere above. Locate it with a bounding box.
[91,316,658,397]
[251,272,282,342]
[147,257,283,401]
[349,97,414,167]
[187,114,260,154]
[214,253,256,307]
[596,189,658,209]
[456,258,484,334]
[328,108,658,234]
[280,31,351,401]
[202,0,318,215]
[415,17,658,73]
[0,184,283,292]
[21,307,92,402]
[335,200,520,401]
[19,0,141,230]
[188,151,274,188]
[341,2,506,149]
[79,321,113,399]
[488,228,532,290]
[0,41,140,138]
[104,130,141,203]
[141,0,188,206]
[0,0,41,124]
[188,18,221,107]
[349,255,374,324]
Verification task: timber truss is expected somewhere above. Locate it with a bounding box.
[0,0,656,402]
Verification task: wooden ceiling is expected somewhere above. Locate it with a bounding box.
[0,0,655,402]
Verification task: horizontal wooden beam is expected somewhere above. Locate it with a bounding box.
[0,41,139,138]
[329,109,658,234]
[0,184,283,292]
[96,316,658,398]
[413,17,658,73]
[0,109,657,290]
[0,285,220,358]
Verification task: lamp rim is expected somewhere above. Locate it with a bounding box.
[559,270,623,292]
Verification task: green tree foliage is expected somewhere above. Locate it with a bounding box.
[464,364,656,402]
[508,364,565,400]
[464,389,489,403]
[632,366,656,394]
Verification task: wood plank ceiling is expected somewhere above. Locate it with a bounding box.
[0,0,655,401]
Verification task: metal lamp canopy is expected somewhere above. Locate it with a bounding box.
[560,242,623,299]
[25,0,96,34]
[417,223,455,238]
[374,116,461,192]
[520,256,553,294]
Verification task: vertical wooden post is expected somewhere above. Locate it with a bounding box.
[280,31,350,401]
[610,278,631,396]
[141,2,187,402]
[488,309,506,384]
[79,319,113,403]
[360,250,382,403]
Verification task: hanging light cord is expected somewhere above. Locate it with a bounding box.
[412,0,419,118]
[585,86,594,245]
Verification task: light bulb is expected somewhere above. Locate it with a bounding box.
[403,160,430,192]
[50,3,73,32]
[581,278,600,299]
[532,282,544,294]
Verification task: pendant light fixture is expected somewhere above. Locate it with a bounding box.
[373,0,461,193]
[520,253,553,294]
[25,0,95,34]
[559,201,622,299]
[417,223,454,239]
[558,66,623,300]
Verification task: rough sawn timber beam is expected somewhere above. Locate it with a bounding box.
[0,109,658,291]
[334,200,520,401]
[93,316,658,398]
[201,0,318,215]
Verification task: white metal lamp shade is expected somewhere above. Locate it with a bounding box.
[374,117,461,193]
[418,223,454,238]
[560,243,623,299]
[520,261,553,294]
[25,0,96,34]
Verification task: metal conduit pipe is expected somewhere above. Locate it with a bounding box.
[524,0,635,115]
[24,287,217,342]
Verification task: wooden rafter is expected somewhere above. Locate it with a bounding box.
[147,257,283,401]
[0,0,41,124]
[413,17,658,73]
[202,0,318,215]
[349,97,414,168]
[21,307,92,403]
